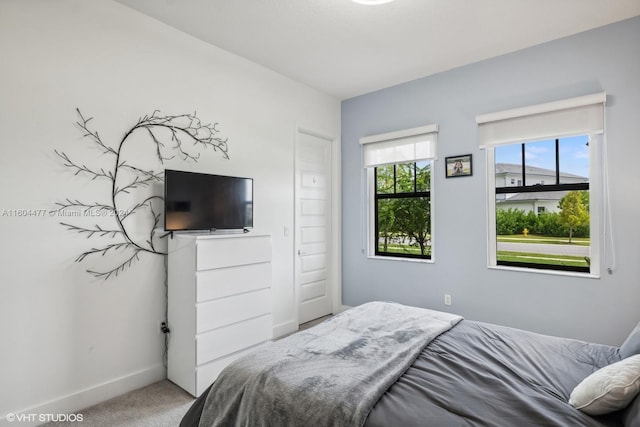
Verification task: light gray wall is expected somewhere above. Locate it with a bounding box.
[341,16,640,346]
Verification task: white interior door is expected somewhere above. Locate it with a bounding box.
[295,129,333,325]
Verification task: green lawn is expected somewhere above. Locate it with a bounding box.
[378,243,430,256]
[498,234,590,246]
[497,251,589,268]
[378,235,589,268]
[498,234,590,268]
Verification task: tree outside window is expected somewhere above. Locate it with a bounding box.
[374,161,431,259]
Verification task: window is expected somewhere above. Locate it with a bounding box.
[477,92,605,275]
[374,161,431,259]
[494,136,590,272]
[361,124,437,261]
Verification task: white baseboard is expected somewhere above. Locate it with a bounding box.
[273,319,298,339]
[2,364,166,427]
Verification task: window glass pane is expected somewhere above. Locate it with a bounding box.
[494,191,590,270]
[491,132,592,273]
[377,197,431,257]
[395,163,415,193]
[375,164,394,194]
[415,161,430,192]
[559,135,589,184]
[524,139,555,186]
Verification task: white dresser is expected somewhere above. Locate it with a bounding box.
[167,233,272,397]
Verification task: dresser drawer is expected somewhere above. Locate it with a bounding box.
[196,314,272,364]
[196,262,270,302]
[196,236,271,270]
[196,288,271,333]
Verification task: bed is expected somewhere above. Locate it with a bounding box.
[180,301,640,427]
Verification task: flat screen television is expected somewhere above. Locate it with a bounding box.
[164,169,253,232]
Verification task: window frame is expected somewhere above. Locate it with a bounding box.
[478,92,605,278]
[486,134,602,277]
[372,162,433,260]
[360,124,438,263]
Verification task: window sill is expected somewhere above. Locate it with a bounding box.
[367,255,434,264]
[487,264,600,279]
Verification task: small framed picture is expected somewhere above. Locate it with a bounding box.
[445,154,472,178]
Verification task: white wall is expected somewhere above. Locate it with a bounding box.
[0,0,340,420]
[341,16,640,347]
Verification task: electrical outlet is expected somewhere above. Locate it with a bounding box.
[444,294,452,306]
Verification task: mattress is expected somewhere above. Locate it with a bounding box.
[181,317,632,426]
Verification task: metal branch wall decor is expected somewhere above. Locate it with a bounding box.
[55,108,230,279]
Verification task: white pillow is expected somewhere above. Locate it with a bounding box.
[569,354,640,415]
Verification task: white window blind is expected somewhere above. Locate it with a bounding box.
[476,92,606,148]
[360,124,438,168]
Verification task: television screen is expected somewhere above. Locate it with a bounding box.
[164,169,253,231]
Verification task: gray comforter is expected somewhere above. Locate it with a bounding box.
[187,304,635,427]
[198,301,462,427]
[366,320,625,427]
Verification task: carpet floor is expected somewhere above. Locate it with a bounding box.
[40,380,194,427]
[40,315,332,426]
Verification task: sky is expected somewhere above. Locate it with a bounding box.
[495,135,589,178]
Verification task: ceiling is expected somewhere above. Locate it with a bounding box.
[113,0,640,99]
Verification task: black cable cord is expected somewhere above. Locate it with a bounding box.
[162,254,170,368]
